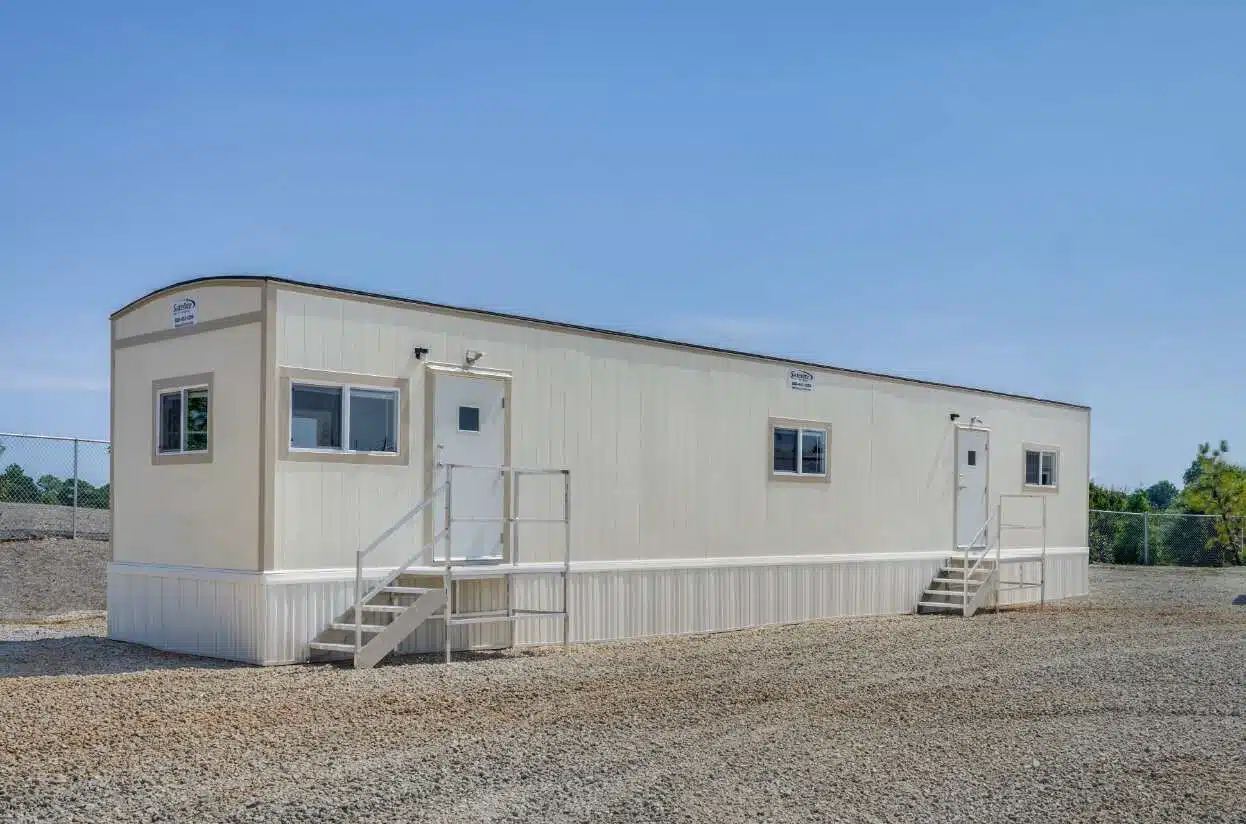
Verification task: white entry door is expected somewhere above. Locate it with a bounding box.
[955,428,989,548]
[431,374,507,561]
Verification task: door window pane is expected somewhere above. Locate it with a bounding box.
[772,427,798,473]
[291,385,342,449]
[800,429,826,475]
[350,388,398,452]
[458,406,481,433]
[967,450,976,467]
[158,392,182,453]
[185,389,209,452]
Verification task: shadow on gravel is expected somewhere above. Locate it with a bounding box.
[311,646,559,670]
[0,635,245,678]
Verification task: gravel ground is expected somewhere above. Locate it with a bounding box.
[0,538,108,620]
[1,565,1243,824]
[0,502,110,541]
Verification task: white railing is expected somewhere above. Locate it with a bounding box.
[439,463,571,664]
[956,495,1050,617]
[957,512,997,616]
[997,494,1048,607]
[350,463,571,666]
[354,480,449,659]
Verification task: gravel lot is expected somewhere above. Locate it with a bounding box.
[0,501,110,541]
[1,565,1243,824]
[0,538,108,621]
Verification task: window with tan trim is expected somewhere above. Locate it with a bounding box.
[290,382,399,453]
[1024,446,1059,488]
[151,373,214,465]
[769,419,830,480]
[157,386,210,454]
[278,368,408,466]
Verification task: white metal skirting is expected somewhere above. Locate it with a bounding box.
[106,548,1089,665]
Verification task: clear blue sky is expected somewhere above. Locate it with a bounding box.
[2,1,1243,489]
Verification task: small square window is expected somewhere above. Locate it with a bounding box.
[771,422,829,478]
[458,406,481,432]
[1025,448,1059,488]
[156,385,210,456]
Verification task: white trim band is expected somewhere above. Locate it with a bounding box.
[110,546,1089,583]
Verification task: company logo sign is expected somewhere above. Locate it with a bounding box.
[789,369,814,391]
[172,297,198,329]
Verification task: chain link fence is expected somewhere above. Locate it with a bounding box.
[1089,509,1245,566]
[0,433,111,541]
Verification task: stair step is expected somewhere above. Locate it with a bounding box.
[308,641,356,654]
[917,601,964,611]
[381,586,435,595]
[356,604,408,614]
[329,623,386,633]
[932,577,985,585]
[924,589,971,599]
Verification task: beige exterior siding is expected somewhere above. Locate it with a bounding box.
[272,287,1088,571]
[115,282,261,341]
[113,322,262,569]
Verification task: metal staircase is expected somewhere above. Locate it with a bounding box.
[919,513,999,617]
[918,495,1048,618]
[308,464,571,668]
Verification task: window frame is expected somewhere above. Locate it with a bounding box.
[768,417,832,483]
[279,368,409,466]
[151,373,214,466]
[457,405,482,434]
[288,380,400,455]
[1023,444,1061,491]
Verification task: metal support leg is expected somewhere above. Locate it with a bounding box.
[71,438,79,540]
[562,470,571,650]
[1040,498,1048,606]
[444,465,454,665]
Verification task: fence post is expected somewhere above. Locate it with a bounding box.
[72,438,80,540]
[1142,512,1149,566]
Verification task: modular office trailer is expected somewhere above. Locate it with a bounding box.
[108,276,1090,665]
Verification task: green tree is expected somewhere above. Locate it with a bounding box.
[1145,480,1179,511]
[0,464,40,503]
[1180,441,1246,566]
[1089,482,1150,563]
[1183,458,1204,487]
[57,478,108,509]
[79,482,109,510]
[1090,482,1128,511]
[36,474,65,505]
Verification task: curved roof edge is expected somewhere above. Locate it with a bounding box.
[113,274,1090,411]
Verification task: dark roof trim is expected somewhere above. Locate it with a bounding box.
[113,275,1090,411]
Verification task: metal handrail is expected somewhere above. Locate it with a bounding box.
[348,462,573,666]
[357,481,447,564]
[958,511,997,615]
[998,494,1048,606]
[353,480,449,663]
